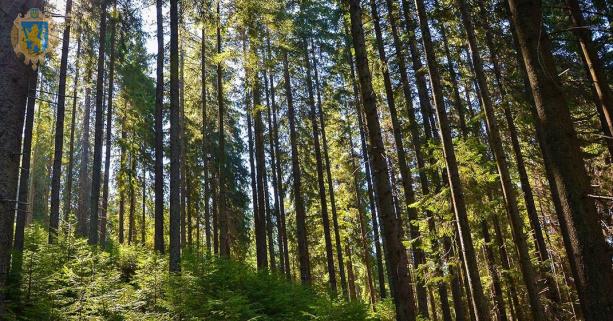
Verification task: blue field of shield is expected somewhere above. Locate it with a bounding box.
[21,21,48,54]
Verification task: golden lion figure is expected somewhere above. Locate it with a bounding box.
[26,24,42,53]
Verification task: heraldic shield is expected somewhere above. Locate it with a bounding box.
[11,8,50,70]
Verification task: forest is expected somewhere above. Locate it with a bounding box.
[0,0,612,320]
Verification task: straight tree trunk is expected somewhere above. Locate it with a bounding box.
[345,39,386,299]
[63,34,81,226]
[480,221,508,321]
[128,152,136,245]
[141,158,146,245]
[253,68,269,270]
[169,0,182,272]
[508,0,613,318]
[313,43,348,298]
[346,1,416,319]
[412,0,490,318]
[77,85,92,237]
[100,0,117,244]
[201,24,211,255]
[89,0,108,245]
[216,2,229,258]
[154,0,165,254]
[118,118,126,244]
[368,0,427,315]
[0,0,42,303]
[180,36,187,250]
[304,39,336,292]
[283,49,311,283]
[346,245,357,301]
[264,41,286,275]
[48,0,74,242]
[12,73,39,288]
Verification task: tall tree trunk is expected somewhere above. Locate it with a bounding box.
[264,39,286,275]
[475,0,561,310]
[154,0,165,254]
[11,72,39,290]
[346,1,416,319]
[263,62,281,272]
[345,38,386,299]
[508,0,613,318]
[100,0,117,244]
[118,118,126,244]
[283,49,311,283]
[346,245,357,301]
[128,152,136,245]
[304,39,336,292]
[180,32,187,250]
[89,0,108,245]
[201,23,211,255]
[368,0,426,315]
[216,2,229,258]
[412,0,490,318]
[565,0,613,154]
[269,46,291,277]
[63,34,81,228]
[169,0,182,272]
[313,43,348,298]
[48,0,74,242]
[456,1,546,319]
[253,67,269,270]
[0,0,42,302]
[77,85,92,237]
[141,158,147,245]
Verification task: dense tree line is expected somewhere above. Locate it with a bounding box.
[1,0,612,319]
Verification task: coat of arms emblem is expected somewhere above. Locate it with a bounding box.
[11,8,50,70]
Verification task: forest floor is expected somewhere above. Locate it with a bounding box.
[4,225,392,321]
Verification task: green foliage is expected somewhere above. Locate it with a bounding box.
[7,225,383,321]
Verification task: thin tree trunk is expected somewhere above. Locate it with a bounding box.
[345,37,386,299]
[346,245,357,301]
[480,221,508,321]
[48,0,74,242]
[141,158,147,245]
[283,49,311,283]
[369,0,426,315]
[412,0,490,318]
[128,152,136,245]
[100,0,117,244]
[216,2,229,258]
[119,116,126,244]
[89,0,108,245]
[154,0,165,254]
[314,43,348,298]
[253,67,269,270]
[565,0,613,155]
[201,21,211,255]
[169,0,182,272]
[304,39,336,292]
[77,85,92,237]
[346,1,416,319]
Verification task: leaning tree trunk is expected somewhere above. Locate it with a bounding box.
[89,0,108,245]
[48,0,74,243]
[283,49,311,284]
[169,0,182,272]
[346,1,416,320]
[154,0,165,254]
[368,0,427,315]
[508,0,613,318]
[412,0,490,318]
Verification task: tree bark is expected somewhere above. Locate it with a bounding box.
[508,0,613,318]
[304,39,336,292]
[89,0,108,245]
[48,0,74,243]
[216,2,229,258]
[283,49,311,284]
[154,0,165,254]
[346,1,416,319]
[412,0,490,318]
[77,85,92,237]
[201,22,211,255]
[169,0,182,272]
[100,0,117,244]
